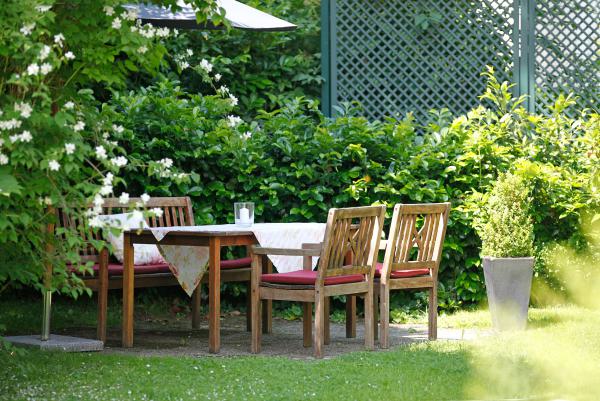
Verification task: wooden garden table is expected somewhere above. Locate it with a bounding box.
[121,227,256,353]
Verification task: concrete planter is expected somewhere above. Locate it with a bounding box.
[483,256,534,331]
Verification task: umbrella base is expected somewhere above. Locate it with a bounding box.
[4,334,103,352]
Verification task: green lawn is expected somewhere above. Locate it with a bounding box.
[1,295,599,401]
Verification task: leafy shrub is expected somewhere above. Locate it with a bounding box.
[474,173,534,257]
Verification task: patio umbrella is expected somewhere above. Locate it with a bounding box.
[124,0,297,31]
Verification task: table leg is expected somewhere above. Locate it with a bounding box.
[208,237,221,353]
[122,232,135,347]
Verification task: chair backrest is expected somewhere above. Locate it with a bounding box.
[55,197,195,260]
[316,205,386,286]
[381,203,450,279]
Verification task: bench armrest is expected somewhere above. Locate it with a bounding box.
[251,245,321,257]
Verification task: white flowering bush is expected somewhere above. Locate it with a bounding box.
[0,0,220,297]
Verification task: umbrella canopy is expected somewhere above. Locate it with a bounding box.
[125,0,296,31]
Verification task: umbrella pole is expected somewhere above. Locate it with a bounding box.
[41,207,55,341]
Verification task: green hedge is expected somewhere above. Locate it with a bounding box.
[110,71,599,312]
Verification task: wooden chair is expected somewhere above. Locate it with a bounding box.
[376,203,450,348]
[250,205,386,358]
[55,196,253,342]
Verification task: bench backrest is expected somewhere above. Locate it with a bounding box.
[55,197,195,260]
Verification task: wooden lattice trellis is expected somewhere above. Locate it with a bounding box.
[534,0,599,113]
[321,0,599,119]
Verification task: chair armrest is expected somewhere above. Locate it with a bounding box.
[251,246,321,257]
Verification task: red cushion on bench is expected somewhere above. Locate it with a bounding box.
[220,257,252,269]
[375,262,430,279]
[261,270,364,286]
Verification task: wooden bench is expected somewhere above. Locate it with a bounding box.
[55,196,252,342]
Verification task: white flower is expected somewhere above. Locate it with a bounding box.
[132,209,144,222]
[0,119,21,130]
[64,143,75,154]
[20,131,32,142]
[73,121,85,132]
[123,8,138,21]
[0,153,8,165]
[103,6,114,16]
[100,185,113,196]
[39,45,51,61]
[186,49,193,56]
[156,27,170,37]
[151,207,164,218]
[20,23,35,36]
[112,124,124,134]
[95,145,107,160]
[15,102,32,118]
[9,135,19,143]
[137,46,147,54]
[40,63,53,75]
[199,59,213,73]
[54,33,65,45]
[103,172,114,185]
[64,101,75,109]
[65,51,75,60]
[93,194,104,207]
[43,196,53,206]
[217,86,229,96]
[140,193,151,204]
[229,94,238,106]
[119,192,130,205]
[178,61,189,70]
[102,132,110,139]
[226,115,242,127]
[0,138,4,147]
[159,158,173,169]
[36,5,52,12]
[112,18,122,30]
[110,156,128,167]
[48,160,60,171]
[214,73,222,82]
[88,216,102,228]
[243,131,252,139]
[130,26,138,33]
[27,64,40,76]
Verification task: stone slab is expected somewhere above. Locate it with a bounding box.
[4,334,103,352]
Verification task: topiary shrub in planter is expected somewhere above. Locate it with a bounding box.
[475,172,535,331]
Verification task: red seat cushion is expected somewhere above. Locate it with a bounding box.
[220,257,252,269]
[261,270,364,286]
[375,262,430,279]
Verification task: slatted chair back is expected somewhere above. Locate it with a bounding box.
[316,205,386,286]
[55,197,194,261]
[382,203,450,278]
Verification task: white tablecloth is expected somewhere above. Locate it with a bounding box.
[150,223,326,296]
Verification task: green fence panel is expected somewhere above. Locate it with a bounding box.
[534,0,599,113]
[322,0,599,119]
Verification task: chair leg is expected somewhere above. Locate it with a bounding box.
[97,249,109,342]
[261,255,273,334]
[324,297,330,345]
[250,256,262,354]
[192,284,202,330]
[246,281,251,332]
[303,302,312,348]
[364,288,374,351]
[379,283,390,349]
[314,292,325,358]
[345,295,356,338]
[428,285,438,340]
[373,285,379,341]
